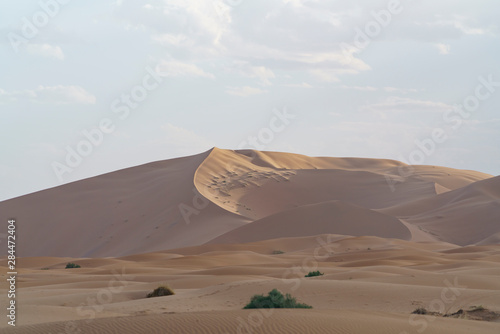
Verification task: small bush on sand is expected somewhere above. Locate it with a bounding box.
[305,271,324,277]
[272,250,285,255]
[243,289,312,309]
[147,285,175,298]
[412,307,428,315]
[65,263,81,269]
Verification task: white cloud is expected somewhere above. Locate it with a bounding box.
[383,87,419,94]
[227,62,276,86]
[436,18,491,36]
[156,60,215,79]
[33,86,96,104]
[340,85,377,92]
[117,1,370,83]
[309,68,360,82]
[152,33,191,47]
[26,44,65,60]
[225,86,267,97]
[362,97,452,114]
[435,43,451,55]
[249,66,275,86]
[162,1,232,46]
[411,15,495,40]
[339,86,419,93]
[0,89,20,104]
[285,82,313,88]
[0,86,96,105]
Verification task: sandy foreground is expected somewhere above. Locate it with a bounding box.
[1,148,499,333]
[1,235,500,333]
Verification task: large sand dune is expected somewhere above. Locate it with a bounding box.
[1,148,496,257]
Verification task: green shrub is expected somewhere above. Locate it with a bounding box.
[65,263,81,269]
[147,285,175,298]
[305,271,324,277]
[243,289,312,309]
[272,250,285,255]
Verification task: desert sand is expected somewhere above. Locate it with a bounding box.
[0,148,499,333]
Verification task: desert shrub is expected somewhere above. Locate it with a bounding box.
[305,271,324,277]
[65,263,81,269]
[412,307,428,315]
[243,289,312,309]
[272,250,285,255]
[147,285,175,298]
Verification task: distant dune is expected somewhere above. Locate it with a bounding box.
[1,147,497,257]
[381,175,500,245]
[209,200,411,244]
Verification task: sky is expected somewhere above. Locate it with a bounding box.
[1,0,499,201]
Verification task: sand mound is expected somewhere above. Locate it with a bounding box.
[208,201,411,244]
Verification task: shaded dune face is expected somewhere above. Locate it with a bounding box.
[0,147,497,257]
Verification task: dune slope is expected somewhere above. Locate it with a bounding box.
[0,149,248,257]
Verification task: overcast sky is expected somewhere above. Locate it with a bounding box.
[1,0,499,201]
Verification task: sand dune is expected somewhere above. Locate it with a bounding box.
[1,148,496,258]
[194,149,489,219]
[381,175,500,245]
[209,200,411,244]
